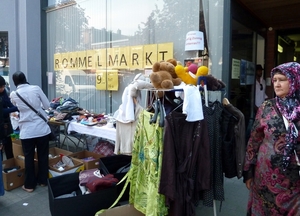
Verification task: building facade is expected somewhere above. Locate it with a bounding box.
[1,0,298,123]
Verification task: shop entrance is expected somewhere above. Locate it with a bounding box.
[230,20,260,138]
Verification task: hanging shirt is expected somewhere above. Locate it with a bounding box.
[182,85,203,122]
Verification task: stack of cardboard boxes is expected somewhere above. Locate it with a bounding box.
[2,139,104,190]
[3,139,139,216]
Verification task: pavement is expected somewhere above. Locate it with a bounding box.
[0,136,249,216]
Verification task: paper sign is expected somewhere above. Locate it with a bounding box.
[185,31,204,51]
[107,70,119,91]
[96,70,107,90]
[47,72,53,84]
[231,59,240,79]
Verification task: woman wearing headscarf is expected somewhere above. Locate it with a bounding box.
[0,75,18,159]
[243,62,300,215]
[10,71,51,193]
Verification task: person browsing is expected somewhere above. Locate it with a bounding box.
[10,71,51,193]
[0,75,18,159]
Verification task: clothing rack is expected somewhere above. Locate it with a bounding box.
[144,77,225,216]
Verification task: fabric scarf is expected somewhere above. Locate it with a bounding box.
[271,62,300,170]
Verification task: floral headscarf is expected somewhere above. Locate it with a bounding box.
[271,62,300,170]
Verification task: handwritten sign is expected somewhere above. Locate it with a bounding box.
[185,31,204,51]
[107,70,119,91]
[95,70,118,90]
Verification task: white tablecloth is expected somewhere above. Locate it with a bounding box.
[67,121,116,141]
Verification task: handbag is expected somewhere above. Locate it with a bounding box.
[3,118,13,137]
[15,92,56,141]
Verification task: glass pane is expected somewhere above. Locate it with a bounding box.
[47,0,200,114]
[0,32,10,94]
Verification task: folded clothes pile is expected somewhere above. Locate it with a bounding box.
[79,168,119,194]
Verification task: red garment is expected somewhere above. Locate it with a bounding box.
[86,174,119,193]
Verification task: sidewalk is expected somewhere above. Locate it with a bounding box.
[0,137,249,216]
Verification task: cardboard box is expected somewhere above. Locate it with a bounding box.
[48,157,84,178]
[48,172,117,216]
[12,139,39,160]
[12,140,41,177]
[2,158,25,191]
[13,140,72,160]
[69,150,103,170]
[49,147,72,159]
[96,205,144,216]
[12,139,24,159]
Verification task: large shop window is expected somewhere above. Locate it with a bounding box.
[0,32,10,93]
[46,0,200,114]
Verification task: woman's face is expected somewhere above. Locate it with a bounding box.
[0,85,5,93]
[273,73,290,98]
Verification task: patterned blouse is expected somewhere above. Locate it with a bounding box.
[244,99,300,216]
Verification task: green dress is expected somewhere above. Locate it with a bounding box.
[129,110,168,216]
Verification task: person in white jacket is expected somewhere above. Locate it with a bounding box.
[255,64,268,112]
[10,71,51,193]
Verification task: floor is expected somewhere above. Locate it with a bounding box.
[0,136,249,216]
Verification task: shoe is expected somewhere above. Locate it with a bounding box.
[22,185,34,193]
[39,184,47,187]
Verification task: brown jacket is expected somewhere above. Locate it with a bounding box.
[222,104,246,179]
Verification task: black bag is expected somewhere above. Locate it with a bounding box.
[48,123,59,141]
[3,119,13,137]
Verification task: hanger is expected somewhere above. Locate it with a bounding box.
[223,98,230,105]
[197,76,208,106]
[158,98,165,127]
[149,91,166,127]
[149,99,159,124]
[146,91,156,112]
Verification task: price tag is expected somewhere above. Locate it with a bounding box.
[96,70,107,90]
[107,70,119,91]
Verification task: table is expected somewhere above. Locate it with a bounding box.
[48,120,67,147]
[67,121,116,150]
[48,120,81,150]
